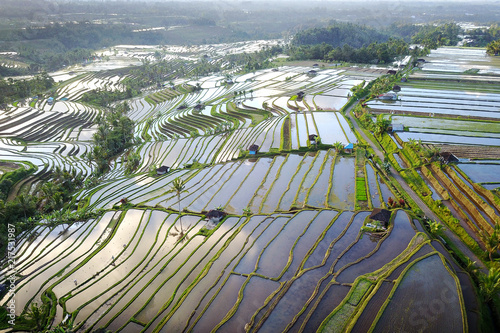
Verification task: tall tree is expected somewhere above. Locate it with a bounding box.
[169,177,189,242]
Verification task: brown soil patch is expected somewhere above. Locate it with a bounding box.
[423,144,500,159]
[0,161,21,173]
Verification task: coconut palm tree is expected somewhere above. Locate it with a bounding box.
[428,220,443,236]
[479,267,500,302]
[17,194,35,220]
[480,225,500,261]
[25,302,46,332]
[333,141,344,154]
[169,178,190,242]
[374,114,391,136]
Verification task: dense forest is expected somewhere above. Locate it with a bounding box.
[292,22,390,49]
[288,22,462,64]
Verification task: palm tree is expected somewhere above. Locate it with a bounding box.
[428,220,443,236]
[169,178,189,242]
[374,114,391,136]
[479,267,500,302]
[25,302,46,332]
[333,141,344,154]
[17,194,34,220]
[480,225,500,261]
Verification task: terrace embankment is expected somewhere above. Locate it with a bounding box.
[368,107,500,122]
[423,144,500,159]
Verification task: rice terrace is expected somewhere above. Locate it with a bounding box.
[2,0,500,332]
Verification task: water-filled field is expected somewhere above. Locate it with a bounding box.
[0,44,481,332]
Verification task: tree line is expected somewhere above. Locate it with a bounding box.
[0,72,54,105]
[88,102,135,175]
[287,22,462,64]
[467,24,500,47]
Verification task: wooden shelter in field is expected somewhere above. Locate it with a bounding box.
[369,208,392,227]
[156,165,169,175]
[206,209,226,223]
[249,144,259,155]
[439,152,459,164]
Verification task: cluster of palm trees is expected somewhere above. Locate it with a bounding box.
[124,151,141,175]
[90,102,135,175]
[373,114,391,136]
[0,72,55,105]
[406,138,442,164]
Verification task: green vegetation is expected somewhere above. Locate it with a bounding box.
[89,102,135,174]
[2,6,500,331]
[410,23,462,49]
[487,39,500,56]
[287,21,441,64]
[355,177,368,201]
[80,88,137,107]
[0,72,54,105]
[465,24,500,47]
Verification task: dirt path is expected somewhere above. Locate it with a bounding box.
[345,103,488,272]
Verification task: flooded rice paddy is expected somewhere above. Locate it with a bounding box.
[0,44,482,332]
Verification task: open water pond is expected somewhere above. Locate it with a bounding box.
[328,157,355,210]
